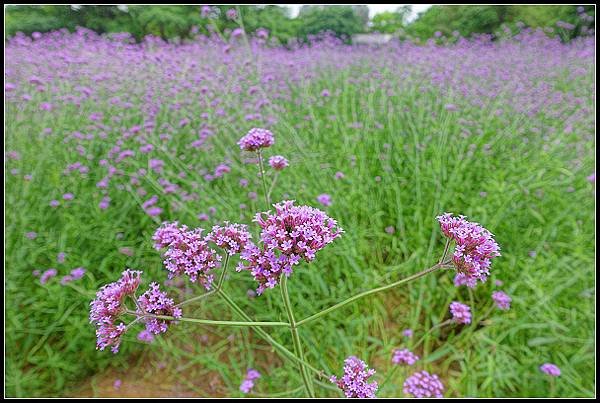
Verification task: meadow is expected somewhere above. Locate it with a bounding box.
[4,26,596,398]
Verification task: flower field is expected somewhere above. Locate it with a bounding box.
[4,26,595,397]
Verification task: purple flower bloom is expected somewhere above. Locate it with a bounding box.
[268,155,289,170]
[136,282,182,334]
[57,252,66,264]
[40,268,57,285]
[237,128,274,152]
[316,193,332,207]
[71,267,86,279]
[26,231,37,240]
[453,272,478,288]
[226,8,237,20]
[385,226,395,234]
[207,222,253,255]
[63,193,74,201]
[160,226,221,289]
[113,379,122,390]
[492,291,512,310]
[146,206,163,217]
[89,269,142,353]
[137,329,155,343]
[587,172,596,183]
[403,328,413,338]
[240,368,261,394]
[403,370,444,398]
[540,363,561,377]
[334,171,345,180]
[49,199,60,207]
[238,200,343,294]
[153,222,186,250]
[437,213,501,286]
[450,301,471,324]
[392,348,419,366]
[330,356,378,398]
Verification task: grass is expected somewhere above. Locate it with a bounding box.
[4,32,595,398]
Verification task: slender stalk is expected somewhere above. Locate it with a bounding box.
[439,238,452,264]
[267,172,279,201]
[126,310,289,328]
[257,150,270,209]
[216,254,230,290]
[217,290,327,380]
[280,275,315,397]
[378,365,399,392]
[297,264,442,327]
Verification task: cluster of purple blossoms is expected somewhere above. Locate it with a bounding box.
[206,222,253,255]
[159,225,222,290]
[238,200,343,294]
[540,363,561,377]
[89,269,142,353]
[237,128,275,152]
[135,282,182,334]
[437,213,501,286]
[317,193,333,207]
[239,368,261,394]
[268,155,289,170]
[152,222,187,250]
[449,301,472,324]
[40,268,57,285]
[453,272,478,288]
[61,267,86,285]
[330,356,378,398]
[392,348,420,366]
[403,371,444,398]
[492,291,512,310]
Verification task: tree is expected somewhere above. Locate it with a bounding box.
[370,6,412,34]
[296,5,365,42]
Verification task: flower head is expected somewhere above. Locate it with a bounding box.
[437,213,500,286]
[238,128,274,152]
[403,370,444,398]
[540,363,561,377]
[238,200,343,294]
[268,155,289,170]
[207,222,253,255]
[392,348,419,366]
[136,282,182,334]
[449,301,471,324]
[161,227,221,289]
[89,269,142,353]
[240,368,261,394]
[152,222,186,250]
[330,356,378,398]
[492,291,512,310]
[316,193,332,207]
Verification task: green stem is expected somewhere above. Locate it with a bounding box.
[439,238,452,264]
[281,275,316,397]
[378,365,399,392]
[217,290,327,380]
[216,254,230,289]
[257,150,270,209]
[297,264,442,327]
[126,310,289,328]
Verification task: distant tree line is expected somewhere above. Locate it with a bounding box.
[5,5,595,43]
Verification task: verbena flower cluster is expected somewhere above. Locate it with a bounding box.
[392,348,420,366]
[237,200,343,294]
[239,368,261,394]
[330,356,379,398]
[268,155,289,170]
[237,128,275,152]
[136,282,182,334]
[437,213,501,286]
[154,224,221,290]
[450,301,472,324]
[492,291,512,310]
[206,222,253,255]
[89,269,142,353]
[540,363,561,377]
[403,370,444,398]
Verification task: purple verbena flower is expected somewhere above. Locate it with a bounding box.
[207,222,253,255]
[492,290,512,310]
[540,363,561,377]
[330,356,378,398]
[136,282,182,334]
[449,301,471,324]
[89,269,142,353]
[316,193,332,207]
[392,348,419,366]
[40,268,57,285]
[403,370,444,398]
[237,128,274,152]
[268,155,289,170]
[437,213,501,286]
[240,368,261,394]
[153,222,186,250]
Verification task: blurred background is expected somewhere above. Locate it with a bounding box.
[5,4,595,43]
